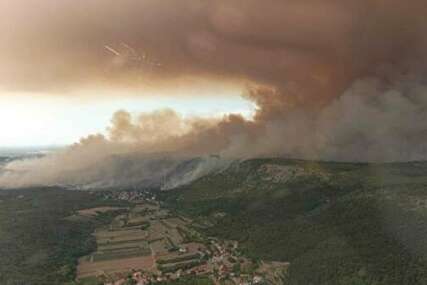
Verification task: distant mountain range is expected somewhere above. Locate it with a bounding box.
[0,146,62,157]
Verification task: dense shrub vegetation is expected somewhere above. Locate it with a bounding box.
[0,188,128,285]
[161,159,427,285]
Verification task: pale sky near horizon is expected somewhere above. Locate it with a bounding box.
[0,91,254,147]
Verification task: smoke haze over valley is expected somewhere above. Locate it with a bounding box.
[1,0,427,188]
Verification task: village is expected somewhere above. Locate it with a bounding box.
[75,191,288,285]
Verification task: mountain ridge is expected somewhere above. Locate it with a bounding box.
[159,158,427,284]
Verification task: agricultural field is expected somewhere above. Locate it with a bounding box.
[77,255,154,279]
[76,201,208,283]
[162,217,188,228]
[78,207,128,217]
[0,187,285,285]
[77,206,155,278]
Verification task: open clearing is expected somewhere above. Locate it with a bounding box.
[77,255,154,278]
[163,217,188,228]
[78,207,127,217]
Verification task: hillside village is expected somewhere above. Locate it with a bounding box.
[75,191,288,285]
[3,159,427,285]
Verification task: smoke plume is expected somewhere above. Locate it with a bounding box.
[0,0,427,188]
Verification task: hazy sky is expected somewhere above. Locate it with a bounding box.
[0,90,253,147]
[0,0,426,160]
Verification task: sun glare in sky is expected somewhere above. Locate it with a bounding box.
[0,90,254,147]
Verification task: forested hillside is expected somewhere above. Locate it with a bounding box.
[0,188,128,285]
[161,159,427,285]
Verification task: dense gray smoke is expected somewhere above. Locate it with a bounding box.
[0,0,426,188]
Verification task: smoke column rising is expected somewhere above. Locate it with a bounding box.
[0,0,427,188]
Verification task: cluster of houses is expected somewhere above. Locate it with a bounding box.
[102,237,266,285]
[104,271,176,285]
[93,190,157,203]
[85,193,272,285]
[206,239,266,284]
